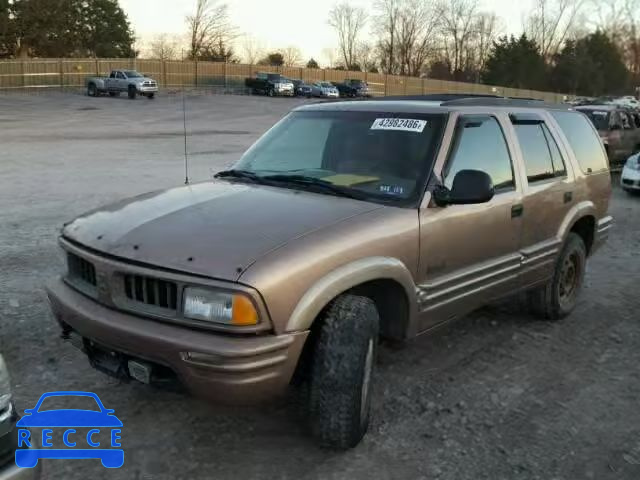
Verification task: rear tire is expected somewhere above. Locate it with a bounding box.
[528,233,587,320]
[308,294,379,449]
[128,85,136,99]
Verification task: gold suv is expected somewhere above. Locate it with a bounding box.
[48,96,613,449]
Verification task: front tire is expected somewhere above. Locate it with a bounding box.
[87,83,97,97]
[147,93,155,99]
[128,85,137,99]
[308,294,379,449]
[528,232,587,320]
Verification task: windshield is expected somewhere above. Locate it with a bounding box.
[232,111,446,205]
[578,109,610,130]
[267,74,283,81]
[320,82,333,88]
[124,70,143,78]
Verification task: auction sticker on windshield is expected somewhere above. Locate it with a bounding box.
[371,118,427,133]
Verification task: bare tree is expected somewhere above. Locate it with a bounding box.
[356,41,377,72]
[373,0,401,73]
[241,35,264,64]
[524,0,585,60]
[438,0,479,74]
[149,33,179,61]
[283,45,303,66]
[328,2,368,69]
[186,0,236,59]
[394,0,441,76]
[470,12,500,78]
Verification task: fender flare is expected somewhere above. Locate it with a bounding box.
[285,257,418,333]
[557,200,597,242]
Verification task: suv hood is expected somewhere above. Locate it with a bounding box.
[63,181,381,281]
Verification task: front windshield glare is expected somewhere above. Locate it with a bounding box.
[124,71,143,78]
[233,111,445,204]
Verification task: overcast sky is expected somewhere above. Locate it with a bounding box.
[120,0,535,64]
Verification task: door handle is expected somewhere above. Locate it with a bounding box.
[564,191,573,204]
[511,204,524,218]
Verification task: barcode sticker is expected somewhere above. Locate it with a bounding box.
[371,118,427,132]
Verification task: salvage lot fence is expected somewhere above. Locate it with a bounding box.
[0,58,568,103]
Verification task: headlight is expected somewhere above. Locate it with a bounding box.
[183,288,259,326]
[0,355,12,412]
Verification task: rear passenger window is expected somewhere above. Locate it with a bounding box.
[551,111,609,174]
[444,116,514,191]
[514,123,566,183]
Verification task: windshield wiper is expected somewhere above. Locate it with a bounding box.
[214,169,267,184]
[262,174,367,200]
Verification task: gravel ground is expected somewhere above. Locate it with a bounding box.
[1,92,639,480]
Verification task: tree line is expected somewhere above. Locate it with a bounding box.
[2,0,639,96]
[327,0,640,96]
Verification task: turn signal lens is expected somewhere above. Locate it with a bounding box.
[231,295,259,326]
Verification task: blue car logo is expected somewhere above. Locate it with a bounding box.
[15,391,123,468]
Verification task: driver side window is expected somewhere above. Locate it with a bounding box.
[116,72,125,80]
[444,115,515,192]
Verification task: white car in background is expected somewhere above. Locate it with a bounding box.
[315,82,340,98]
[612,96,640,109]
[621,153,640,194]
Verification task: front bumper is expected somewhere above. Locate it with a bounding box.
[621,166,640,190]
[47,278,308,404]
[137,85,158,93]
[274,86,294,96]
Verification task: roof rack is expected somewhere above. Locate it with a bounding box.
[370,94,502,102]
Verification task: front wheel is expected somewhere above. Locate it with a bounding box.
[128,85,137,99]
[308,294,379,449]
[267,88,274,97]
[87,83,97,97]
[528,232,587,320]
[147,93,155,99]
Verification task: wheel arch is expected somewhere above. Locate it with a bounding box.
[558,201,597,255]
[285,257,418,340]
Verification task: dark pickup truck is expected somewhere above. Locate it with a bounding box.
[245,73,295,97]
[332,79,371,98]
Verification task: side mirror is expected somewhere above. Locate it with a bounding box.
[433,170,495,206]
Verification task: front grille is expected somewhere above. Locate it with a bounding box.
[67,252,97,286]
[123,274,177,310]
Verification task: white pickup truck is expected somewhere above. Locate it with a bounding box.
[86,69,158,99]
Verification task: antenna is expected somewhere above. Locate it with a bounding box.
[182,49,190,185]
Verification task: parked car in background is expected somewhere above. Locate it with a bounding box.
[86,70,158,99]
[292,81,319,98]
[0,354,41,478]
[316,82,339,98]
[612,96,640,109]
[621,152,640,193]
[575,104,640,166]
[245,73,294,97]
[333,79,371,98]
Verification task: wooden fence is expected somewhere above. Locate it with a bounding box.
[0,58,568,103]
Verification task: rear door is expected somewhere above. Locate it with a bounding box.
[507,112,575,288]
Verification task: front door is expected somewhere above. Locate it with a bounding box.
[417,113,523,331]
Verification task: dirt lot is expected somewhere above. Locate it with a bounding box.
[1,92,639,480]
